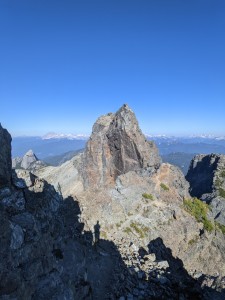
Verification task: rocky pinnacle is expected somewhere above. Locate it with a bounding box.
[81,104,161,188]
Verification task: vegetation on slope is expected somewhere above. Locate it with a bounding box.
[183,198,214,232]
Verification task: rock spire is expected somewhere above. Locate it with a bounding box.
[82,104,161,188]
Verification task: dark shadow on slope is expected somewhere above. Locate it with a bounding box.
[148,237,201,299]
[148,237,225,300]
[1,172,225,299]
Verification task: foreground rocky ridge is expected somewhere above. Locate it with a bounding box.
[1,105,225,299]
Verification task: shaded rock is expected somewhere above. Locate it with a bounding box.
[10,223,24,250]
[12,169,36,188]
[81,104,161,188]
[186,154,225,198]
[0,123,12,187]
[186,154,225,231]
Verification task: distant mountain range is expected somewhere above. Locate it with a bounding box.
[12,136,87,159]
[12,134,225,174]
[147,135,225,155]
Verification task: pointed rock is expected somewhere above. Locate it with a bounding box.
[82,104,161,188]
[21,150,38,170]
[0,123,12,187]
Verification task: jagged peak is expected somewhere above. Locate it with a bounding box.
[24,149,37,158]
[82,104,161,188]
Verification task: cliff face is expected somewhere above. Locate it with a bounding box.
[186,154,225,227]
[82,104,161,188]
[0,124,12,188]
[186,154,225,198]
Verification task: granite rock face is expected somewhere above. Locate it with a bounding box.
[0,123,12,187]
[82,104,161,188]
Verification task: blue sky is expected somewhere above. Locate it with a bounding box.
[0,0,225,136]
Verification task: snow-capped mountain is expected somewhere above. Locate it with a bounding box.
[42,132,89,140]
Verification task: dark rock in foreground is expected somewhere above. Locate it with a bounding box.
[0,123,12,188]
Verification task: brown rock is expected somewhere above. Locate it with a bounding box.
[81,104,161,188]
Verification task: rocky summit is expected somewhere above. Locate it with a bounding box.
[81,104,161,188]
[1,106,225,299]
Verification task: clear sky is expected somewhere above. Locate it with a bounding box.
[0,0,225,136]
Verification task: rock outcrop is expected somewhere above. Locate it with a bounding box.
[12,150,46,171]
[186,154,225,227]
[186,154,225,198]
[81,104,161,188]
[21,150,38,169]
[0,123,12,188]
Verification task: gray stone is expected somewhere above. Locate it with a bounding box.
[144,253,156,262]
[0,187,11,200]
[10,222,24,249]
[21,149,38,169]
[12,157,22,169]
[157,274,170,285]
[157,260,169,270]
[12,212,35,230]
[12,169,36,188]
[2,191,25,212]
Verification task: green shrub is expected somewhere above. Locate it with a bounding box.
[101,231,108,239]
[220,170,225,178]
[203,218,214,232]
[219,188,225,198]
[215,178,223,187]
[130,222,148,239]
[188,236,198,245]
[123,227,132,234]
[160,183,169,191]
[215,222,225,235]
[142,193,154,200]
[183,198,214,232]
